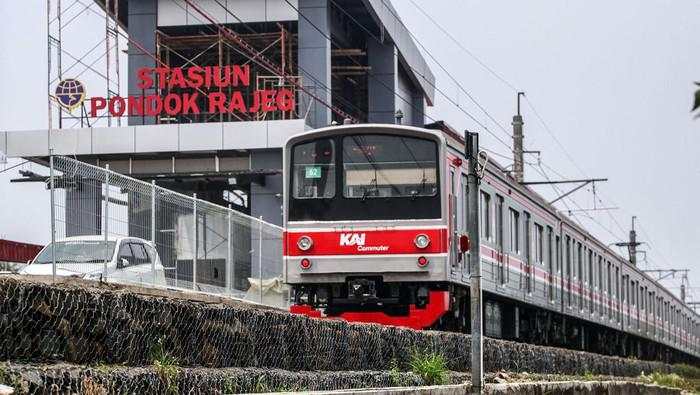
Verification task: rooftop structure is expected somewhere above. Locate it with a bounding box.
[3,0,435,226]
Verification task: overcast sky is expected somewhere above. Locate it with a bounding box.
[1,1,699,298]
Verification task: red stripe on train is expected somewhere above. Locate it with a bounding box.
[284,228,448,256]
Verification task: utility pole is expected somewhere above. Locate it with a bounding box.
[512,92,525,183]
[629,216,638,266]
[465,130,483,393]
[614,216,643,266]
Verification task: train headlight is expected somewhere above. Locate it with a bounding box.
[414,234,430,249]
[297,236,313,251]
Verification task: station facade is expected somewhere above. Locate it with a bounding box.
[2,0,435,227]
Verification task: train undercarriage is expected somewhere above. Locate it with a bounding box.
[291,281,698,365]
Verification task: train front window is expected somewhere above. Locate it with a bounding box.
[292,138,335,199]
[342,135,437,198]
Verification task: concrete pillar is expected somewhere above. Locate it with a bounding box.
[250,150,283,226]
[367,39,397,124]
[249,150,283,283]
[127,0,157,125]
[298,0,332,128]
[65,179,102,237]
[411,92,425,127]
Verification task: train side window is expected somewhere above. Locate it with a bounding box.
[534,224,543,265]
[480,192,491,240]
[509,208,520,254]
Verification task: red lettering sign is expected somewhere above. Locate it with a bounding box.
[89,65,295,118]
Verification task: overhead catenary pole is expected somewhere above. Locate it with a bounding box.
[512,92,525,183]
[465,130,483,393]
[629,216,638,267]
[614,216,643,266]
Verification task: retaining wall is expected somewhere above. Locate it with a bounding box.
[0,275,670,377]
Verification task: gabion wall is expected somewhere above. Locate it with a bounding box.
[1,363,473,395]
[0,276,670,377]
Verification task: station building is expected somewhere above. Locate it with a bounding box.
[2,0,435,227]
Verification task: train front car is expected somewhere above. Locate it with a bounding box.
[284,124,453,329]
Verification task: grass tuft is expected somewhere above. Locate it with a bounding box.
[409,350,448,386]
[639,372,692,391]
[150,338,179,395]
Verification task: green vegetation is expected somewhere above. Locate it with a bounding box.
[150,338,179,394]
[389,358,409,387]
[408,350,449,386]
[0,363,26,394]
[247,376,304,393]
[672,363,700,379]
[582,371,596,381]
[640,372,691,391]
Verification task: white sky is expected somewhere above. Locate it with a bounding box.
[1,0,699,299]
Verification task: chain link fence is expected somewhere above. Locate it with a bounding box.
[41,155,287,308]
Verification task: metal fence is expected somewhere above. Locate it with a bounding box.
[45,155,287,308]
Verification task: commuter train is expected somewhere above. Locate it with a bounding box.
[283,123,699,363]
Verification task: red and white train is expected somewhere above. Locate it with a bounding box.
[283,123,699,363]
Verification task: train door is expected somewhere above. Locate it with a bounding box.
[495,195,505,286]
[524,212,532,296]
[461,174,470,282]
[449,167,458,275]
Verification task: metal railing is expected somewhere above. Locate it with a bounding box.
[45,155,287,308]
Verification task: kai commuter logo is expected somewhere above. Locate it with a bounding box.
[339,233,389,252]
[340,233,366,247]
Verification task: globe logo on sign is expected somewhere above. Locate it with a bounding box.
[55,78,86,111]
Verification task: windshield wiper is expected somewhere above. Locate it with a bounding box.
[361,188,370,202]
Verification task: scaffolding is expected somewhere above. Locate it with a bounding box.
[155,26,300,124]
[44,1,374,130]
[47,0,124,132]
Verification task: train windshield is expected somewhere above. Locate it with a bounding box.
[289,133,441,221]
[292,138,336,199]
[343,135,437,198]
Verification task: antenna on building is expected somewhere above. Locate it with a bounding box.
[512,92,526,183]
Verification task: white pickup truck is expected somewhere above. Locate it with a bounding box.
[20,236,167,285]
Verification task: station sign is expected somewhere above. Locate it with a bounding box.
[82,65,294,117]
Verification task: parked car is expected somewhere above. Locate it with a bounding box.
[20,236,167,286]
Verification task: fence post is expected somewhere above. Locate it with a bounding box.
[151,180,156,285]
[258,216,263,304]
[192,193,198,290]
[49,150,56,280]
[227,204,232,293]
[104,164,110,277]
